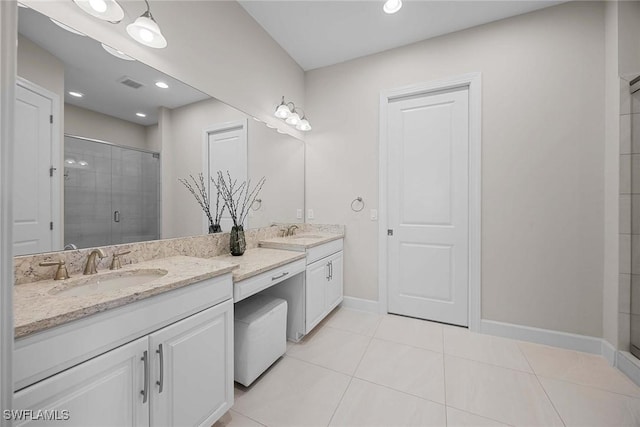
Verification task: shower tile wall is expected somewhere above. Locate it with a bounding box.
[631,84,640,358]
[622,79,640,357]
[64,137,160,249]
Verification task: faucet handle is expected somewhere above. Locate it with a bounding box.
[39,259,70,280]
[110,251,131,270]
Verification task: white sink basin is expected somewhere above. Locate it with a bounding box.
[289,234,323,240]
[53,269,168,297]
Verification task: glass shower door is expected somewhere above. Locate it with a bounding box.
[64,136,160,249]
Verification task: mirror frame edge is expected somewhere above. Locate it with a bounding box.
[0,0,16,421]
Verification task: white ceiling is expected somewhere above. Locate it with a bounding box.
[239,0,564,71]
[18,6,210,126]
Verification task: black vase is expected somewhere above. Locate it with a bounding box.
[230,225,246,256]
[209,224,222,234]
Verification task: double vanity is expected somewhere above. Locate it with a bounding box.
[12,227,344,426]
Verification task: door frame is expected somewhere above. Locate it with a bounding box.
[201,119,248,233]
[378,72,482,332]
[16,76,62,251]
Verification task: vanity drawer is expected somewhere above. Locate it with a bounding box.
[234,259,306,303]
[306,239,343,264]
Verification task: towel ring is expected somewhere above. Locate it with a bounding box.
[351,196,364,212]
[251,199,262,211]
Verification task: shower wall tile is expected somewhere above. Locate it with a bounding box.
[621,234,631,274]
[621,195,631,234]
[631,235,640,274]
[621,155,632,194]
[621,79,631,115]
[633,114,640,152]
[633,314,640,348]
[631,155,640,194]
[632,91,640,114]
[621,274,631,314]
[620,313,631,352]
[621,115,631,154]
[633,276,640,316]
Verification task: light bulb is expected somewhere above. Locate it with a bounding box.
[285,112,300,125]
[275,103,291,119]
[89,0,107,13]
[126,13,167,48]
[296,118,311,132]
[383,0,402,14]
[155,81,169,89]
[139,28,154,42]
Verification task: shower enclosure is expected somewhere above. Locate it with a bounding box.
[64,135,160,249]
[630,77,640,360]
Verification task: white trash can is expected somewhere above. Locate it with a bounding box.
[234,294,288,386]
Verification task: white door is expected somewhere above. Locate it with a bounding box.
[13,337,149,427]
[326,252,344,312]
[150,300,234,427]
[14,83,55,255]
[206,121,247,232]
[387,87,470,326]
[305,259,329,333]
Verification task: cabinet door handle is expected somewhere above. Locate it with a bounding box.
[141,350,149,404]
[156,344,164,393]
[329,261,333,280]
[272,272,289,281]
[326,262,330,281]
[114,211,120,223]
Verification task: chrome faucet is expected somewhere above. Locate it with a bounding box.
[84,249,106,275]
[286,225,299,237]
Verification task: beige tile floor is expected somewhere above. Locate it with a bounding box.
[215,307,640,427]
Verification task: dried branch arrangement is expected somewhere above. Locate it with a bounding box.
[212,171,266,228]
[178,173,225,230]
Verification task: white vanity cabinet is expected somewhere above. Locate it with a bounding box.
[305,240,344,334]
[14,274,234,427]
[13,336,149,426]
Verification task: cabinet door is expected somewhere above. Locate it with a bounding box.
[326,252,344,312]
[305,259,329,333]
[13,337,148,427]
[150,299,233,427]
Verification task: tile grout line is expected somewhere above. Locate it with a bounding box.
[517,342,567,427]
[229,409,267,427]
[326,335,375,426]
[534,374,640,400]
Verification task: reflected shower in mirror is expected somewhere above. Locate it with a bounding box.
[14,6,304,255]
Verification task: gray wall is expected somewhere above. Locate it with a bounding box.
[305,2,606,337]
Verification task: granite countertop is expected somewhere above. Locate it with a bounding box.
[14,256,237,339]
[213,248,306,282]
[258,232,344,251]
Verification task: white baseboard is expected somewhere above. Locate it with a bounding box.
[617,351,640,387]
[480,320,604,355]
[601,340,617,366]
[340,296,379,313]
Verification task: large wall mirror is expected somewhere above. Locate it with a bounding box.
[14,6,305,255]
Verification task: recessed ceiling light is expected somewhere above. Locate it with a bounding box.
[68,91,84,98]
[136,112,147,118]
[155,81,169,89]
[50,18,86,36]
[78,160,89,167]
[65,158,76,165]
[253,117,262,122]
[383,0,402,14]
[101,43,135,61]
[276,129,286,134]
[265,123,276,129]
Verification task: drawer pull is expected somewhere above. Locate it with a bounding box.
[141,350,149,404]
[156,344,164,393]
[271,272,289,281]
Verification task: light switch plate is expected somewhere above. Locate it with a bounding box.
[370,209,378,221]
[296,209,303,219]
[307,209,314,220]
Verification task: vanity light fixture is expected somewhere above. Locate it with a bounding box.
[273,96,312,132]
[73,0,125,23]
[383,0,402,14]
[136,112,147,118]
[126,0,167,49]
[50,18,87,36]
[155,81,169,89]
[101,43,135,61]
[68,91,84,98]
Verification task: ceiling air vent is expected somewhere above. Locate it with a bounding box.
[118,76,144,89]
